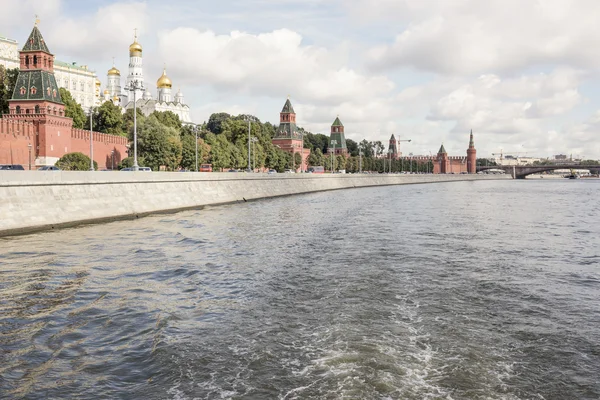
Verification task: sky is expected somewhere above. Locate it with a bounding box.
[2,0,600,159]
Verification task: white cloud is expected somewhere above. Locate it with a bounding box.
[362,0,600,75]
[157,27,394,105]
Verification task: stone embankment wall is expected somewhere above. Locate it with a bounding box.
[0,172,510,236]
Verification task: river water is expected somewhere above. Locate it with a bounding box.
[1,180,599,399]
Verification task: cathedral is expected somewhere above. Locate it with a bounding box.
[103,31,192,124]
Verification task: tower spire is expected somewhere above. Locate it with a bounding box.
[469,129,474,148]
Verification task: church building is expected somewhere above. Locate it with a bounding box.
[103,31,192,124]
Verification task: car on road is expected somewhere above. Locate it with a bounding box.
[38,166,61,171]
[268,169,278,174]
[0,164,25,170]
[120,167,152,171]
[284,169,295,173]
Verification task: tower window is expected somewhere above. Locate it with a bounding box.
[33,55,38,65]
[20,87,26,95]
[25,55,29,66]
[35,105,40,114]
[16,106,21,114]
[30,86,37,95]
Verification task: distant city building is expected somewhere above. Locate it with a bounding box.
[1,35,101,109]
[105,32,192,124]
[328,116,348,156]
[554,154,567,160]
[272,97,310,172]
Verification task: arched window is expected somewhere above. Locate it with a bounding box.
[33,55,38,65]
[26,109,30,114]
[25,55,29,66]
[35,105,40,114]
[16,106,21,114]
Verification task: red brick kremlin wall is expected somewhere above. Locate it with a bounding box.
[0,121,128,169]
[70,129,128,170]
[433,156,468,174]
[0,119,36,166]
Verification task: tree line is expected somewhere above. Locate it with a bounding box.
[1,75,440,172]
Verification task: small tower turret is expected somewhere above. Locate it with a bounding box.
[329,116,348,156]
[467,129,477,174]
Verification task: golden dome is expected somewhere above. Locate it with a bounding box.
[113,96,119,101]
[157,68,172,89]
[129,35,142,56]
[108,66,120,76]
[95,78,101,86]
[104,89,109,94]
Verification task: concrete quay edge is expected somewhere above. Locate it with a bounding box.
[0,172,510,237]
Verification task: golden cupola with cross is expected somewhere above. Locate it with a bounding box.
[129,32,142,57]
[157,68,173,103]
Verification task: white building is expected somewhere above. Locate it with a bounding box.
[0,36,19,69]
[54,60,101,109]
[1,34,102,108]
[104,32,192,124]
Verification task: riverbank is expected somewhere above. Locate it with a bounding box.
[0,171,510,237]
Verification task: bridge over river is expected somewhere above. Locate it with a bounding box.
[477,164,600,179]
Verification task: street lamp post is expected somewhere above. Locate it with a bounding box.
[28,143,32,170]
[330,140,337,173]
[359,149,363,173]
[127,80,144,171]
[194,124,199,172]
[251,137,258,171]
[88,107,94,170]
[247,119,251,172]
[410,153,413,173]
[111,150,115,170]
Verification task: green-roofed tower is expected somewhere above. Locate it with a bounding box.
[328,115,347,156]
[10,23,62,105]
[438,144,447,154]
[5,22,72,167]
[274,97,300,139]
[271,97,311,172]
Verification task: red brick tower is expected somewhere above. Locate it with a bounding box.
[467,129,477,174]
[388,134,398,160]
[271,97,310,171]
[5,22,72,167]
[435,143,449,173]
[329,116,348,156]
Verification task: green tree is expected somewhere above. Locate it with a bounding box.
[206,112,231,134]
[336,155,347,171]
[122,107,145,138]
[346,139,359,156]
[56,152,97,171]
[95,101,124,136]
[118,156,147,170]
[181,134,210,170]
[151,110,182,131]
[0,66,19,115]
[137,115,182,171]
[294,152,302,170]
[308,147,323,167]
[59,88,87,129]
